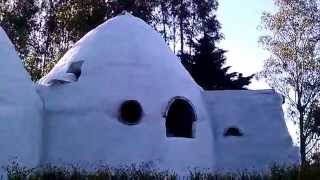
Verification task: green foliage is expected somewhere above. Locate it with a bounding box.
[53,0,109,43]
[0,0,222,80]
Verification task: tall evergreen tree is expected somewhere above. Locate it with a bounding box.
[185,33,253,90]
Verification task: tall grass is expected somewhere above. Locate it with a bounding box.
[4,162,320,180]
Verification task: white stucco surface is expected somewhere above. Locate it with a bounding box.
[203,90,299,171]
[37,14,214,173]
[0,27,43,171]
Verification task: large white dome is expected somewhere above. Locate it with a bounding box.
[0,27,43,169]
[39,13,201,95]
[38,14,214,172]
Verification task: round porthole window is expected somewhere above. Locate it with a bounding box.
[119,100,143,125]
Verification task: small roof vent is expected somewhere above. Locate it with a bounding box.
[120,10,132,16]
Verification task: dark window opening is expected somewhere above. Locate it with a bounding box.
[67,61,84,81]
[165,98,196,138]
[47,61,84,86]
[224,127,243,137]
[119,100,143,125]
[282,95,286,104]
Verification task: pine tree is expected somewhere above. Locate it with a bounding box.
[185,33,253,90]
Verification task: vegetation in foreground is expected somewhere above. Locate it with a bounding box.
[4,162,320,180]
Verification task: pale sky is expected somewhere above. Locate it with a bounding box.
[217,0,275,90]
[217,0,298,142]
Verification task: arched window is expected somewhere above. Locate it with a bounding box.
[224,127,243,137]
[119,100,143,125]
[165,97,196,138]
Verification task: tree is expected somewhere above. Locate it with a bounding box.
[40,0,109,73]
[1,0,110,80]
[178,0,252,90]
[159,0,220,56]
[259,0,320,165]
[184,33,253,90]
[0,0,40,80]
[0,0,38,58]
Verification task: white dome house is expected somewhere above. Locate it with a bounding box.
[38,13,215,172]
[0,12,298,175]
[0,27,43,169]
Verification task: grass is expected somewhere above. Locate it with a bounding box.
[4,161,320,180]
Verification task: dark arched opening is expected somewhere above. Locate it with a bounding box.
[165,98,196,138]
[224,127,243,137]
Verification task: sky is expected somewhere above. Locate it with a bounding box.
[217,0,275,90]
[216,0,298,142]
